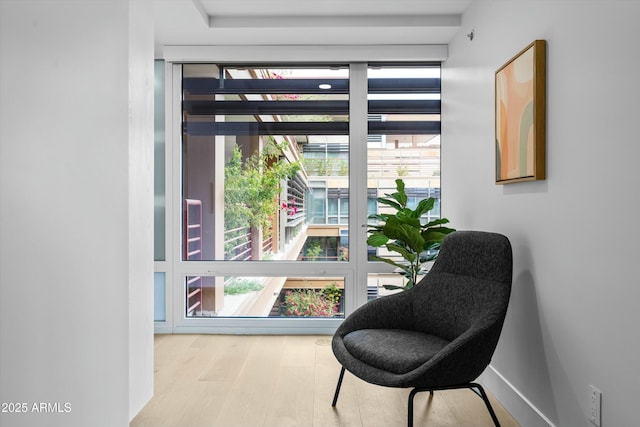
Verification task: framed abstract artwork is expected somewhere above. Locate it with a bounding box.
[495,40,546,184]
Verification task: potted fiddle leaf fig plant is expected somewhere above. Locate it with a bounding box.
[367,179,456,291]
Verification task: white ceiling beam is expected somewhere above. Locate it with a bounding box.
[208,14,461,28]
[163,44,448,63]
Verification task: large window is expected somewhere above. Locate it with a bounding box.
[180,64,350,318]
[155,61,441,330]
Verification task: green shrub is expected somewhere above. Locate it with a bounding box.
[224,278,264,295]
[283,288,337,317]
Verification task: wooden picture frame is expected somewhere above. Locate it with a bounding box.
[495,40,546,184]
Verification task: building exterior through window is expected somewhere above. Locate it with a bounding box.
[154,61,442,331]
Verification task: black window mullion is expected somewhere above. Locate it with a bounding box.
[184,99,349,115]
[368,77,440,94]
[183,77,349,95]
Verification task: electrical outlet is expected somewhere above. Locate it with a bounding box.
[589,385,602,426]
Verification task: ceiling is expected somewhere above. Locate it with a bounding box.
[154,0,473,56]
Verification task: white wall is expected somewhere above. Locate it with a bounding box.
[0,1,154,426]
[442,1,640,426]
[128,0,155,421]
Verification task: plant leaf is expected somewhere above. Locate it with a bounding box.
[394,179,408,206]
[367,233,389,247]
[385,243,416,263]
[382,284,408,291]
[424,217,450,227]
[413,198,435,218]
[369,255,410,274]
[396,212,421,228]
[422,246,440,255]
[388,223,425,253]
[422,227,456,244]
[377,197,403,211]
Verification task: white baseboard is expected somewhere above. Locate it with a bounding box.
[479,365,557,427]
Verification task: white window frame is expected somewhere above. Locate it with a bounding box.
[156,45,446,334]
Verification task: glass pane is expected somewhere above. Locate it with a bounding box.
[367,272,411,300]
[367,64,442,266]
[182,64,349,261]
[154,60,166,261]
[154,272,166,322]
[306,185,326,224]
[327,198,338,215]
[184,275,345,318]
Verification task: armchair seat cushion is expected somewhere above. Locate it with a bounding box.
[343,329,450,375]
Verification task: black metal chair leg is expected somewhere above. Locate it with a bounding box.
[470,383,501,427]
[408,388,418,427]
[331,366,346,407]
[334,379,499,427]
[408,388,433,427]
[408,384,500,427]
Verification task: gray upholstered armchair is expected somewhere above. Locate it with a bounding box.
[331,231,513,427]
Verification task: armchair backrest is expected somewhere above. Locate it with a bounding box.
[410,231,513,342]
[429,231,513,283]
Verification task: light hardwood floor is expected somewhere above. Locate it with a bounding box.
[130,334,520,427]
